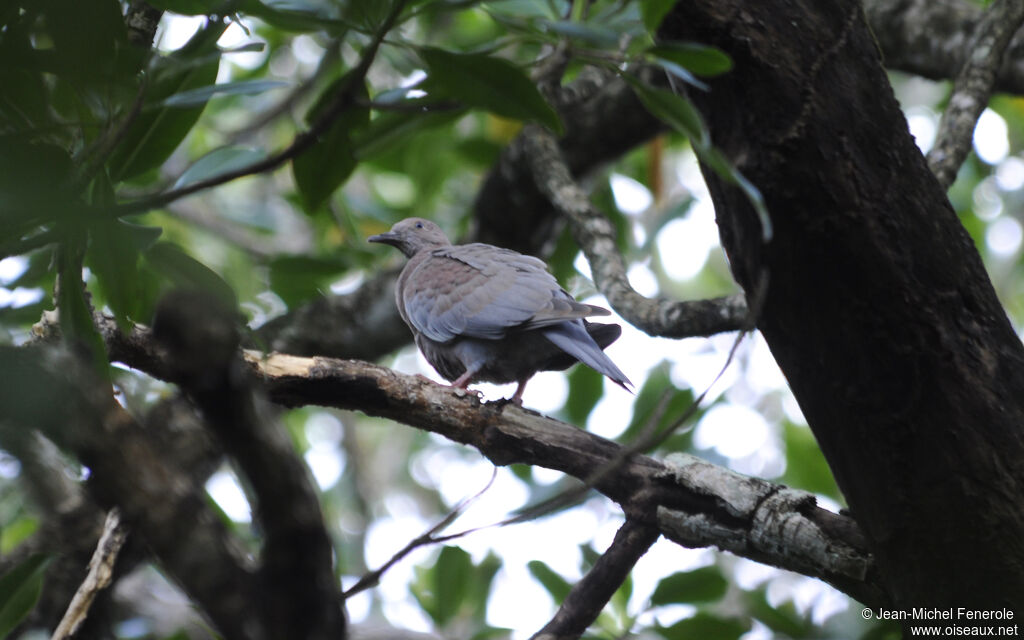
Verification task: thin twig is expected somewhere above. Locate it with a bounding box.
[0,228,59,260]
[926,0,1024,189]
[354,97,464,112]
[342,468,497,598]
[225,39,343,141]
[72,76,149,192]
[51,509,129,640]
[521,124,749,338]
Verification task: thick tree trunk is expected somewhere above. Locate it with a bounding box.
[661,0,1024,618]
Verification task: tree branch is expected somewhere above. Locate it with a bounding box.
[51,509,129,640]
[522,124,749,338]
[35,313,886,604]
[0,432,113,634]
[36,309,885,604]
[864,0,1024,95]
[151,290,346,639]
[124,1,162,48]
[168,199,314,258]
[252,269,411,358]
[471,67,665,255]
[925,0,1024,188]
[531,519,659,640]
[243,351,885,606]
[654,454,873,603]
[344,471,496,599]
[0,347,259,640]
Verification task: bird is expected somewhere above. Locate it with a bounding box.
[368,217,631,404]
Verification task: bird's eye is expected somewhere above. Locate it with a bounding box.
[415,222,424,229]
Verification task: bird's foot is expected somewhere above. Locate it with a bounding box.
[449,384,483,400]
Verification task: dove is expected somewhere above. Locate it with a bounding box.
[368,217,631,403]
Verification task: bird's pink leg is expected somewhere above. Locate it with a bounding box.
[510,379,529,405]
[451,369,475,388]
[449,368,483,398]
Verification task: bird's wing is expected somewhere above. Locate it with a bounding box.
[401,243,605,342]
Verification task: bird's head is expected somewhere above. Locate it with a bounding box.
[368,217,452,258]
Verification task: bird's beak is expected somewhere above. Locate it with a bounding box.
[368,231,399,246]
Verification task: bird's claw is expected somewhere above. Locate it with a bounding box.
[450,385,483,399]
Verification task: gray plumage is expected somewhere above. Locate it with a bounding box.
[368,217,631,402]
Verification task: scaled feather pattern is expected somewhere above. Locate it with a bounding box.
[369,218,631,403]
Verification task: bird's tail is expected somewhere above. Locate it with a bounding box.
[542,322,632,391]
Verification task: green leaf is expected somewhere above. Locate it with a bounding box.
[578,542,601,571]
[221,42,267,55]
[268,255,349,308]
[143,242,237,308]
[345,0,399,30]
[0,28,56,133]
[240,0,348,33]
[174,147,268,188]
[486,0,557,21]
[641,0,675,33]
[304,72,369,127]
[433,546,472,626]
[611,568,633,616]
[0,553,51,639]
[56,232,108,372]
[781,421,843,502]
[353,107,465,160]
[541,20,620,47]
[626,76,773,243]
[624,76,708,148]
[564,364,603,425]
[162,79,289,108]
[39,0,130,81]
[410,567,436,622]
[648,43,733,77]
[106,23,225,182]
[88,220,163,329]
[620,361,696,447]
[746,587,815,639]
[0,518,38,555]
[292,135,356,212]
[419,47,562,133]
[292,74,371,211]
[0,347,76,429]
[467,552,502,625]
[527,560,572,604]
[656,613,747,640]
[143,0,224,15]
[649,566,728,605]
[697,146,772,242]
[469,626,515,640]
[650,59,710,92]
[0,140,77,235]
[547,224,581,285]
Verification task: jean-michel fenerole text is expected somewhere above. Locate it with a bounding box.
[872,608,1015,622]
